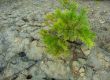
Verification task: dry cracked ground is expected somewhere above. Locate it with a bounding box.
[0,0,110,80]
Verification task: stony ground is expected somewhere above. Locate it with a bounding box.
[0,0,110,80]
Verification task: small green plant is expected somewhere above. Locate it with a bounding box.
[40,0,95,58]
[40,0,95,79]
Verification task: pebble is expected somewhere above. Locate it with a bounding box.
[99,19,105,24]
[79,68,85,73]
[80,72,85,77]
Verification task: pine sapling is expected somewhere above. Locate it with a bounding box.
[40,0,95,79]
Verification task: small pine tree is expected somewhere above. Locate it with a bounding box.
[40,0,95,58]
[40,0,95,79]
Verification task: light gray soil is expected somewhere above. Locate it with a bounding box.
[0,0,110,80]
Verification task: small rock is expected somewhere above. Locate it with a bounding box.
[84,50,90,56]
[99,19,105,24]
[79,68,85,73]
[72,61,80,68]
[80,73,85,77]
[81,46,90,56]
